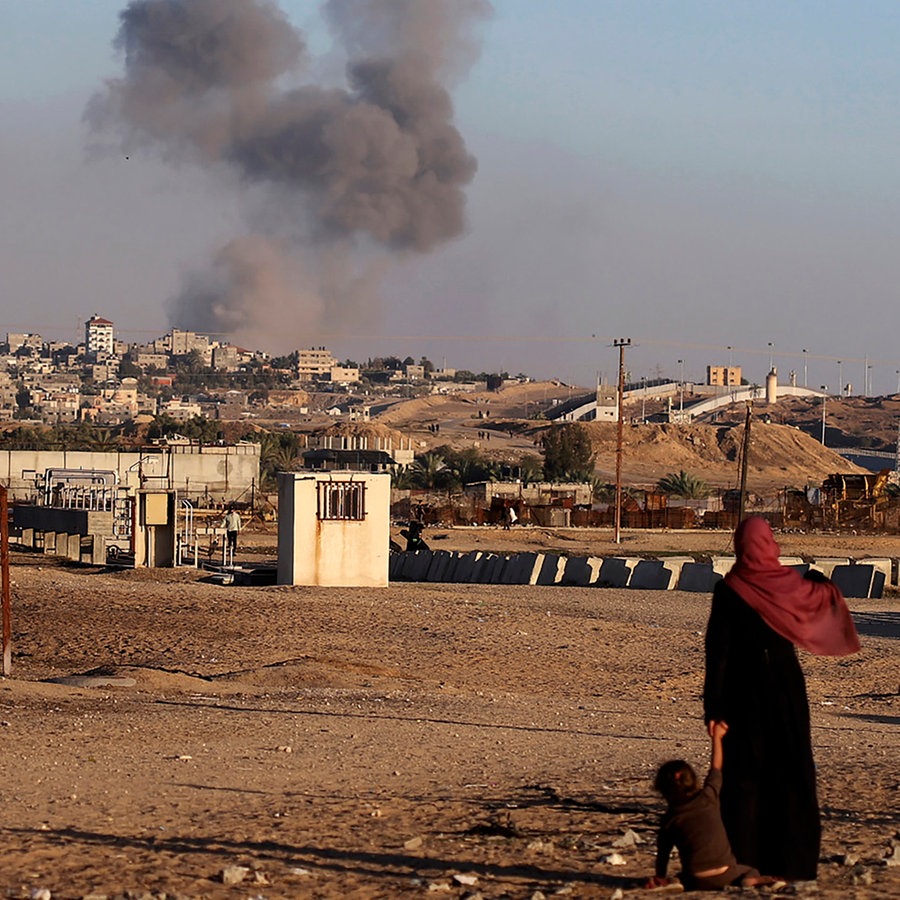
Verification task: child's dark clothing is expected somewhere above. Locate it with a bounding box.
[656,769,759,891]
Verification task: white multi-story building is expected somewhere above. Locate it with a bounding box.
[85,315,115,358]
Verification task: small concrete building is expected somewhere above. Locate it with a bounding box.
[277,472,390,587]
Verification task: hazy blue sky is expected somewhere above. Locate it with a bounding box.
[3,1,900,392]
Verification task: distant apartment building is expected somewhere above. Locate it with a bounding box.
[707,365,742,387]
[297,347,337,382]
[212,344,241,372]
[6,332,43,354]
[329,365,360,384]
[134,350,170,370]
[155,329,212,362]
[85,315,115,358]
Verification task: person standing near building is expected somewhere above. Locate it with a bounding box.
[223,507,242,555]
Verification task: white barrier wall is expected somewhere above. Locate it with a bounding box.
[277,472,390,587]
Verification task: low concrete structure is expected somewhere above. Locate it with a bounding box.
[277,472,390,587]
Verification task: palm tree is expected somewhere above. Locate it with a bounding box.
[411,452,447,489]
[657,470,710,499]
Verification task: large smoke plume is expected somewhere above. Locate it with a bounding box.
[88,0,490,344]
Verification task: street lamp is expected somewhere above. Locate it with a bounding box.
[727,345,733,368]
[802,348,808,388]
[837,360,843,396]
[866,363,873,398]
[896,369,900,395]
[820,386,827,445]
[768,342,774,372]
[677,359,684,415]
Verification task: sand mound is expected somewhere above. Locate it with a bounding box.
[570,421,867,488]
[212,657,401,689]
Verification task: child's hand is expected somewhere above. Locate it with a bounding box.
[709,719,729,739]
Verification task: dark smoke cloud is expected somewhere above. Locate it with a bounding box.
[87,0,490,343]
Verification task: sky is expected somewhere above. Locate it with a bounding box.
[3,0,900,394]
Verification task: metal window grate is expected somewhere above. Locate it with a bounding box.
[317,481,366,521]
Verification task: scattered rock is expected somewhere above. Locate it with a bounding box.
[427,881,452,892]
[404,836,424,850]
[611,890,624,900]
[30,890,51,900]
[841,852,859,866]
[220,864,250,885]
[454,873,478,886]
[612,828,643,848]
[599,852,627,866]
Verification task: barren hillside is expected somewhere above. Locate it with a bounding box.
[372,382,872,490]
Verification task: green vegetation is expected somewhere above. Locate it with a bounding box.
[541,423,595,482]
[656,470,710,499]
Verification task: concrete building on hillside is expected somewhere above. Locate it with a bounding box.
[297,347,336,382]
[707,365,742,387]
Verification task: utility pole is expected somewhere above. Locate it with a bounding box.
[820,386,828,445]
[613,338,631,545]
[802,348,808,388]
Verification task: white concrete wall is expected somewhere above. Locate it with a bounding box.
[0,445,260,501]
[277,472,390,587]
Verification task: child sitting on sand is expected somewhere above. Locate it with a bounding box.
[647,722,783,892]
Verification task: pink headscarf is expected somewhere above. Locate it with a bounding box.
[724,516,860,656]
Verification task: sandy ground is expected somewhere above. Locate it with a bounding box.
[1,528,898,899]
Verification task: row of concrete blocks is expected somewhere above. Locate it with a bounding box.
[17,528,107,565]
[389,550,894,599]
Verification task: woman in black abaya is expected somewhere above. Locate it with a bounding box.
[704,517,859,881]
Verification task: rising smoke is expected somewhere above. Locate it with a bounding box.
[87,0,490,344]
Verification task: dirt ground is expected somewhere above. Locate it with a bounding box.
[1,526,898,899]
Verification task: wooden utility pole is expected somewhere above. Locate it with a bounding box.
[737,402,752,525]
[613,338,631,544]
[1,486,10,676]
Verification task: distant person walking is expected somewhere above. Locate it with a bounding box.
[223,507,242,555]
[704,516,859,881]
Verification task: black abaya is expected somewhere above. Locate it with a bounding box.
[704,581,820,881]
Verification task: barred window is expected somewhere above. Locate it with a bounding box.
[317,481,366,521]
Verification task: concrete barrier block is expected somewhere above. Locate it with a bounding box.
[629,559,673,590]
[534,554,565,585]
[659,557,694,590]
[407,549,433,581]
[858,558,892,586]
[453,551,482,583]
[425,550,453,582]
[810,558,850,579]
[489,555,511,583]
[561,556,594,586]
[597,557,636,588]
[501,552,544,584]
[473,553,497,583]
[779,556,804,566]
[711,556,736,578]
[831,564,877,598]
[676,562,720,593]
[66,533,82,562]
